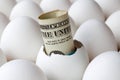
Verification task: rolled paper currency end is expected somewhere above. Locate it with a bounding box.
[38,10,76,55]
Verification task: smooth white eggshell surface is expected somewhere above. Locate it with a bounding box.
[0,12,9,43]
[32,0,42,4]
[0,0,16,17]
[10,0,42,21]
[0,59,47,80]
[68,0,105,27]
[69,18,78,36]
[36,46,89,80]
[40,0,71,12]
[69,0,78,3]
[1,16,43,61]
[95,0,120,18]
[106,11,120,50]
[16,0,24,2]
[83,51,120,80]
[0,49,7,66]
[74,19,117,60]
[16,0,42,4]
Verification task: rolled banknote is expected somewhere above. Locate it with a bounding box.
[38,10,76,55]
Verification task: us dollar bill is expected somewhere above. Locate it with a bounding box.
[38,10,75,55]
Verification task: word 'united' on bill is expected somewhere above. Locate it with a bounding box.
[42,26,71,38]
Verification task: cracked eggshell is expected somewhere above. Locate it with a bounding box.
[74,19,117,60]
[95,0,120,18]
[0,59,47,80]
[1,16,43,61]
[0,0,16,17]
[106,11,120,50]
[40,0,71,12]
[83,51,120,80]
[68,0,105,27]
[0,12,9,44]
[36,46,89,80]
[10,0,42,21]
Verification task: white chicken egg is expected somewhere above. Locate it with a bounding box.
[68,0,105,27]
[16,0,25,2]
[0,0,16,17]
[69,18,78,36]
[70,0,94,3]
[0,12,9,44]
[16,0,42,4]
[106,11,120,50]
[32,0,42,4]
[0,49,7,66]
[36,45,89,80]
[74,19,117,60]
[10,0,42,21]
[95,0,120,18]
[1,16,43,61]
[0,59,47,80]
[16,0,23,2]
[40,0,71,12]
[83,51,120,80]
[69,0,78,3]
